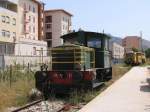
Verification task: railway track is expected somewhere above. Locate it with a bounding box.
[12,99,43,112]
[11,99,82,112]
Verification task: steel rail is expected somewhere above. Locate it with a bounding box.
[12,99,43,112]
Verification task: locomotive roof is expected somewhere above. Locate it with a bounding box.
[52,44,94,50]
[53,43,91,48]
[61,31,111,39]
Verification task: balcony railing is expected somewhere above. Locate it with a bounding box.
[0,7,17,15]
[0,1,17,12]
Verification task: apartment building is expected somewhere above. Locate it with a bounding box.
[0,0,47,56]
[122,36,142,53]
[110,42,124,59]
[0,0,17,55]
[44,9,72,47]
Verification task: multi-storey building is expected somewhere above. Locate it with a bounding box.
[0,0,47,56]
[122,36,142,53]
[44,9,72,47]
[110,42,125,60]
[0,0,18,55]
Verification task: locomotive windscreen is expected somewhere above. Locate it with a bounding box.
[51,44,95,70]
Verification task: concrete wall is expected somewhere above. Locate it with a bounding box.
[0,55,51,69]
[15,38,47,56]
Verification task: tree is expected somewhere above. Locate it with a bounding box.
[145,48,150,58]
[132,47,139,52]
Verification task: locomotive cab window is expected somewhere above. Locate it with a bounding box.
[105,39,109,50]
[87,38,101,48]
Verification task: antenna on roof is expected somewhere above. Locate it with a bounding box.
[79,28,83,31]
[140,31,143,52]
[102,29,104,34]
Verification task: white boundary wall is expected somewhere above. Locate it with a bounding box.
[0,55,51,69]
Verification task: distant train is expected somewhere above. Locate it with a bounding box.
[125,52,146,65]
[35,31,112,95]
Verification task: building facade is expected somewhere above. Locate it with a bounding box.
[122,36,142,53]
[0,0,17,55]
[0,0,47,56]
[110,42,124,64]
[44,9,72,47]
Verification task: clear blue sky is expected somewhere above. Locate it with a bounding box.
[42,0,150,40]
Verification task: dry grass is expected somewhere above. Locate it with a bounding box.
[0,67,35,112]
[110,64,131,84]
[68,64,131,105]
[0,64,131,111]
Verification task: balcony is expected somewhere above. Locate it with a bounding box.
[24,18,30,23]
[0,7,17,16]
[0,0,17,12]
[0,0,18,4]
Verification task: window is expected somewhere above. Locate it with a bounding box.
[33,36,35,40]
[6,16,10,24]
[46,32,52,39]
[0,44,5,54]
[12,32,16,38]
[33,26,35,33]
[63,17,65,21]
[40,48,43,55]
[33,7,35,12]
[87,38,102,48]
[1,16,5,23]
[66,26,68,30]
[28,35,31,39]
[47,41,52,47]
[1,30,10,38]
[29,5,31,11]
[33,17,35,23]
[33,47,36,55]
[29,16,31,21]
[105,39,109,50]
[29,26,31,32]
[45,16,52,23]
[7,44,15,55]
[6,31,10,37]
[46,24,52,30]
[2,30,5,37]
[24,3,26,11]
[12,18,16,25]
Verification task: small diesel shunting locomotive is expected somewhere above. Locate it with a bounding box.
[35,31,112,94]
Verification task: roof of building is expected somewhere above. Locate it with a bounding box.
[32,0,44,5]
[44,9,73,16]
[123,36,141,40]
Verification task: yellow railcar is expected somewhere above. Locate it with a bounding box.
[125,52,146,65]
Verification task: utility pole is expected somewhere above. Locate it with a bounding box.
[140,31,143,52]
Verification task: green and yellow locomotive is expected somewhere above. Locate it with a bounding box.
[35,31,112,94]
